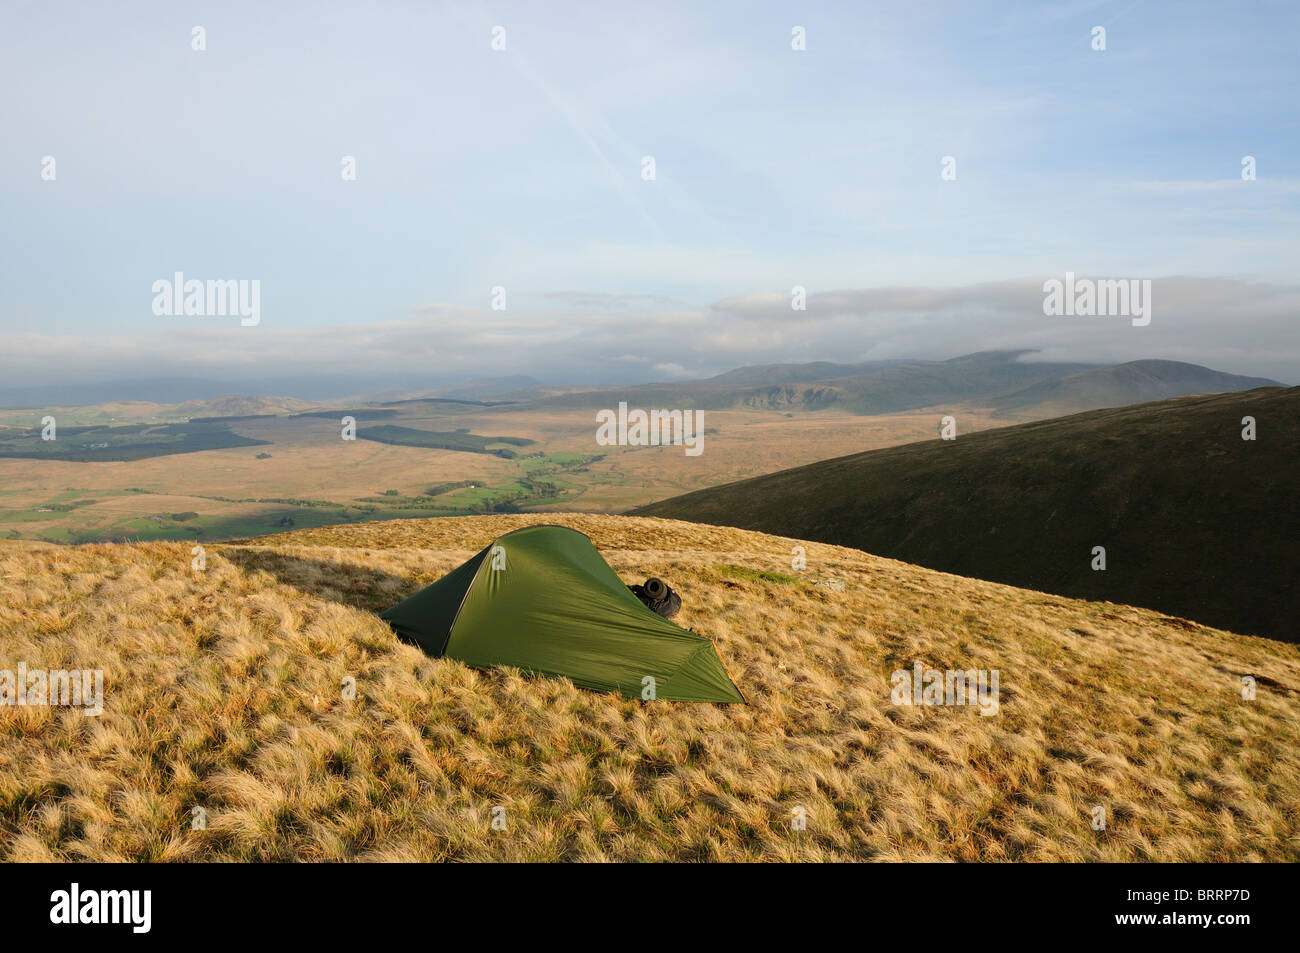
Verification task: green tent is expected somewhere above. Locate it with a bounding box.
[381,525,744,703]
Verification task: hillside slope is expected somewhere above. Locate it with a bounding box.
[2,514,1298,861]
[994,360,1280,417]
[636,388,1299,642]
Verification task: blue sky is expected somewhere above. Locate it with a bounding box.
[2,0,1297,391]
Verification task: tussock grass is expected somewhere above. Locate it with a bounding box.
[2,513,1298,861]
[715,564,799,585]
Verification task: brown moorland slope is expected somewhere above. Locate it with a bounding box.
[636,387,1299,642]
[2,514,1298,861]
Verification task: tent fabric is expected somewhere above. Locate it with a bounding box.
[381,525,745,703]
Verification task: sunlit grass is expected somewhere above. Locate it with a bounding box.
[1,513,1297,861]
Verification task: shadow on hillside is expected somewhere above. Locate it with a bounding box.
[220,546,420,617]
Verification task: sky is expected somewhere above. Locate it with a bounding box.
[2,0,1297,397]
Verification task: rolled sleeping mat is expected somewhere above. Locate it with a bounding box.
[628,578,682,619]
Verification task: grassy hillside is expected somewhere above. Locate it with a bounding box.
[2,514,1298,861]
[636,388,1299,642]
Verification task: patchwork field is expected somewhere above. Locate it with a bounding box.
[2,514,1297,861]
[0,399,1015,543]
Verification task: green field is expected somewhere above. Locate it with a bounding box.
[0,393,1019,546]
[358,425,534,457]
[0,420,269,461]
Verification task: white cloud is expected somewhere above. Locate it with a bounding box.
[2,277,1295,397]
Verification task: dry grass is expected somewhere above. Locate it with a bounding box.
[2,513,1298,861]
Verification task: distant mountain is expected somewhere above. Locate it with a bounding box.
[993,360,1280,417]
[635,386,1299,641]
[0,377,418,408]
[700,360,908,388]
[176,395,317,419]
[804,351,1098,414]
[435,375,544,401]
[518,353,1280,417]
[6,355,1279,418]
[0,375,543,409]
[0,378,266,408]
[526,351,1099,414]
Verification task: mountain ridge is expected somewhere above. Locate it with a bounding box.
[994,359,1280,417]
[4,353,1280,419]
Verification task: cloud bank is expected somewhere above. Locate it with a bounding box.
[2,277,1295,400]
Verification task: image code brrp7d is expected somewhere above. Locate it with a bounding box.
[0,0,1295,926]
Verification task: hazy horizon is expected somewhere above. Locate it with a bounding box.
[4,1,1297,396]
[0,343,1290,410]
